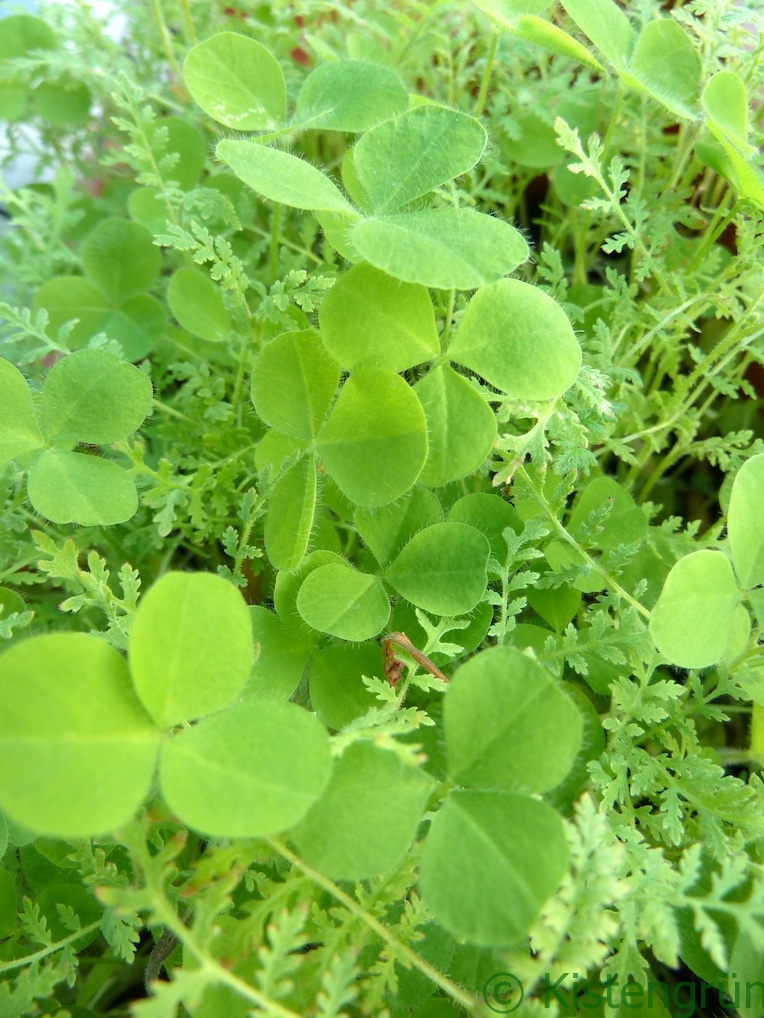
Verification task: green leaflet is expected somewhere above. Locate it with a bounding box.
[447,492,522,574]
[251,329,339,440]
[296,562,390,641]
[264,454,317,571]
[352,106,487,214]
[273,549,345,637]
[0,634,158,837]
[560,0,634,70]
[160,701,331,837]
[245,606,311,702]
[701,71,764,208]
[27,450,139,527]
[650,550,739,669]
[444,646,583,793]
[39,348,153,444]
[385,522,490,615]
[0,358,44,465]
[292,742,434,880]
[33,218,166,358]
[470,0,552,22]
[316,368,428,507]
[81,219,161,305]
[33,278,166,359]
[318,262,439,373]
[414,365,497,487]
[216,139,355,213]
[449,278,581,399]
[128,571,253,728]
[509,15,604,71]
[727,454,764,589]
[419,790,569,945]
[294,60,408,132]
[351,208,529,289]
[308,644,382,730]
[31,79,90,126]
[167,267,230,342]
[624,18,701,119]
[354,485,444,568]
[702,71,750,149]
[183,32,286,131]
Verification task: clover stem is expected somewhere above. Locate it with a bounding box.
[474,29,499,119]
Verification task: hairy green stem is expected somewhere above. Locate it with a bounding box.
[148,0,181,78]
[267,838,478,1012]
[474,30,499,119]
[519,467,650,621]
[0,922,102,974]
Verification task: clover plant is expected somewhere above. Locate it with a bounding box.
[0,0,763,1016]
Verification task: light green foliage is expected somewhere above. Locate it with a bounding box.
[160,701,331,837]
[183,32,286,130]
[39,348,152,444]
[0,358,43,464]
[27,450,139,526]
[352,106,486,214]
[217,140,355,212]
[296,562,390,641]
[246,606,310,701]
[294,61,408,132]
[308,644,382,729]
[419,791,569,945]
[33,218,166,358]
[263,454,317,571]
[414,365,497,486]
[251,329,339,439]
[1,1,764,1014]
[316,368,428,507]
[385,522,490,615]
[0,634,158,836]
[166,267,229,342]
[728,454,764,588]
[293,742,433,879]
[354,486,443,568]
[650,550,739,668]
[318,263,439,372]
[128,571,252,727]
[560,0,634,69]
[82,219,161,305]
[351,208,529,289]
[625,18,701,118]
[445,647,583,793]
[449,278,581,399]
